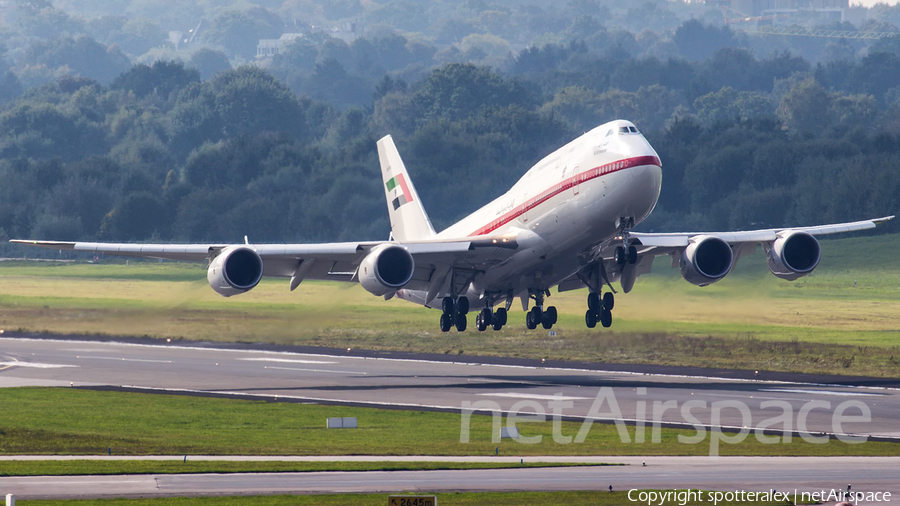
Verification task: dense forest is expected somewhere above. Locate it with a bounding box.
[1,1,899,255]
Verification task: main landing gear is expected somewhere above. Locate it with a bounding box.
[585,291,614,328]
[439,296,468,332]
[525,290,557,330]
[475,306,508,332]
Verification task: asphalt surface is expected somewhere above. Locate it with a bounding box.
[2,333,900,500]
[2,333,898,438]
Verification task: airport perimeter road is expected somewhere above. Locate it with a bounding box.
[1,457,899,500]
[1,335,900,438]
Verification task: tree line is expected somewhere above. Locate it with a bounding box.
[1,42,898,257]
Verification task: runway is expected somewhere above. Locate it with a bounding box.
[2,334,899,439]
[2,333,900,499]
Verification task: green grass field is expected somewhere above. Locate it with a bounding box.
[0,387,896,460]
[12,491,818,506]
[2,233,900,376]
[0,460,603,477]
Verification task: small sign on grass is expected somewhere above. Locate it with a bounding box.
[388,495,436,506]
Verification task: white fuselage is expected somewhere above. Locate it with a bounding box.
[401,120,663,306]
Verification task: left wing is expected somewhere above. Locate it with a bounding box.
[586,216,894,293]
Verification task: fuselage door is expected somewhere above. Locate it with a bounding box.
[572,165,580,195]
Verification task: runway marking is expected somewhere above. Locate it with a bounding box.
[0,361,76,369]
[77,356,172,364]
[0,356,17,371]
[265,366,364,375]
[477,393,592,401]
[759,388,886,397]
[239,358,336,364]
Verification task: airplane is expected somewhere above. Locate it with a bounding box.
[12,119,894,332]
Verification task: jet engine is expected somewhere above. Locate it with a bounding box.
[207,246,264,297]
[358,244,415,296]
[766,231,820,281]
[680,235,734,286]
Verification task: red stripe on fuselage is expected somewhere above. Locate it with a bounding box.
[468,155,661,237]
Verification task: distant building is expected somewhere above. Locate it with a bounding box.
[257,33,304,57]
[727,0,851,22]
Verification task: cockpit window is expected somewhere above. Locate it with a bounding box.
[618,126,629,134]
[629,126,638,133]
[605,129,613,137]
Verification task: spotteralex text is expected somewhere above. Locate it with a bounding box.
[627,489,892,506]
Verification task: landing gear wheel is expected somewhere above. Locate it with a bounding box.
[441,297,454,315]
[628,245,638,265]
[587,293,600,313]
[480,308,493,326]
[476,312,487,332]
[440,313,452,332]
[526,308,539,330]
[457,297,469,315]
[585,309,597,328]
[545,306,557,325]
[492,320,503,331]
[600,309,612,328]
[455,313,467,332]
[603,292,614,311]
[615,246,627,266]
[494,307,507,327]
[541,311,554,329]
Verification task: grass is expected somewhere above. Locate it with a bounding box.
[0,387,896,459]
[2,234,900,376]
[11,491,819,506]
[0,460,603,477]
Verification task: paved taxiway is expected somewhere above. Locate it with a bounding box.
[1,457,899,499]
[2,334,899,437]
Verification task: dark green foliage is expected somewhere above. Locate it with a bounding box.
[20,36,130,85]
[111,61,200,100]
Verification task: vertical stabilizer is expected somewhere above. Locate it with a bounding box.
[378,135,436,241]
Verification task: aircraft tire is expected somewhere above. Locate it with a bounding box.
[440,313,452,332]
[526,309,538,330]
[585,310,597,328]
[628,245,638,264]
[615,247,627,266]
[456,313,467,332]
[546,306,558,325]
[480,308,493,326]
[442,297,454,315]
[600,309,612,328]
[603,292,614,311]
[492,320,503,331]
[495,308,507,326]
[457,296,469,315]
[476,313,487,332]
[587,293,600,312]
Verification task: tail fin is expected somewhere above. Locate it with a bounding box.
[377,135,436,241]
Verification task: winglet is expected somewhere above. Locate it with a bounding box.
[378,135,436,242]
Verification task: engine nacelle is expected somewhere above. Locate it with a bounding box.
[358,244,415,296]
[680,235,734,286]
[207,246,263,297]
[766,231,820,281]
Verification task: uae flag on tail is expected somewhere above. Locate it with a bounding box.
[385,174,413,210]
